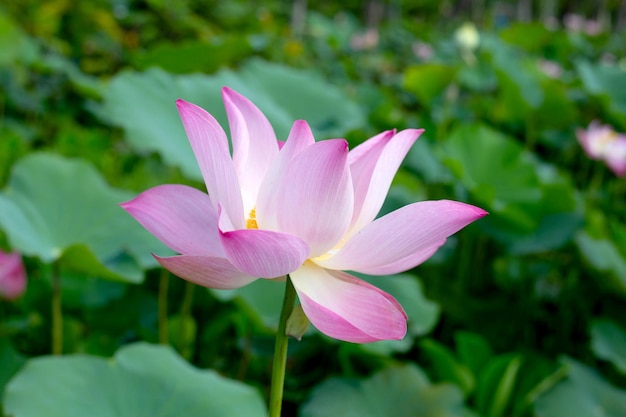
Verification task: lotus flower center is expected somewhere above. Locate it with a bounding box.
[246,208,258,229]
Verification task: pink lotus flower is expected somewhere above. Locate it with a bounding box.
[577,121,626,177]
[121,88,487,343]
[0,250,27,300]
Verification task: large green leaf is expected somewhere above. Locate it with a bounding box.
[300,364,473,417]
[576,231,626,296]
[0,153,170,282]
[3,343,266,417]
[534,358,626,417]
[591,319,626,374]
[480,34,543,124]
[577,60,626,117]
[99,59,365,180]
[441,123,582,254]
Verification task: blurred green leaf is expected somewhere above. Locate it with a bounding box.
[0,153,171,282]
[576,231,626,296]
[99,59,365,180]
[534,357,626,417]
[591,319,626,374]
[168,314,197,360]
[577,60,626,116]
[475,354,522,417]
[0,11,37,65]
[482,34,543,123]
[420,339,475,396]
[133,37,252,74]
[455,331,493,377]
[442,123,581,254]
[403,63,457,106]
[61,272,127,309]
[0,340,25,409]
[3,342,266,417]
[301,364,474,417]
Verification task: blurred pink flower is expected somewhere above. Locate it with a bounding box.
[604,138,626,177]
[577,121,626,177]
[577,121,618,160]
[0,250,27,300]
[412,41,434,61]
[121,88,487,343]
[350,28,379,51]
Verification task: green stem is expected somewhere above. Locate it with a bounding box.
[51,261,63,355]
[268,276,296,417]
[178,281,195,359]
[158,269,170,345]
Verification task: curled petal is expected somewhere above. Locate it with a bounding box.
[219,220,309,278]
[120,184,223,257]
[290,263,407,343]
[222,88,279,213]
[276,139,353,257]
[155,254,257,289]
[316,200,487,274]
[177,99,244,228]
[348,129,424,238]
[256,120,316,230]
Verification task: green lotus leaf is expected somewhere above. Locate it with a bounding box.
[0,153,171,282]
[3,342,266,417]
[301,364,474,417]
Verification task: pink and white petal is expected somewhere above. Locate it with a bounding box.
[177,99,245,229]
[315,200,487,273]
[290,263,407,343]
[155,254,256,289]
[276,139,354,257]
[348,130,395,233]
[256,120,316,230]
[222,88,279,213]
[358,240,444,275]
[348,129,395,166]
[219,226,309,279]
[348,129,424,238]
[604,138,626,177]
[120,184,223,257]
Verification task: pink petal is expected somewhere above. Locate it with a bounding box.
[290,262,407,343]
[315,200,487,274]
[256,120,316,231]
[219,220,309,279]
[120,184,223,257]
[222,88,279,214]
[0,251,27,300]
[348,129,395,166]
[276,139,354,257]
[348,129,424,238]
[359,241,444,275]
[604,137,626,177]
[155,254,256,289]
[176,99,245,229]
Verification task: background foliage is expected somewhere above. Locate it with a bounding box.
[1,1,626,416]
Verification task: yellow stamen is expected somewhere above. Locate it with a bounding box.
[246,208,258,229]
